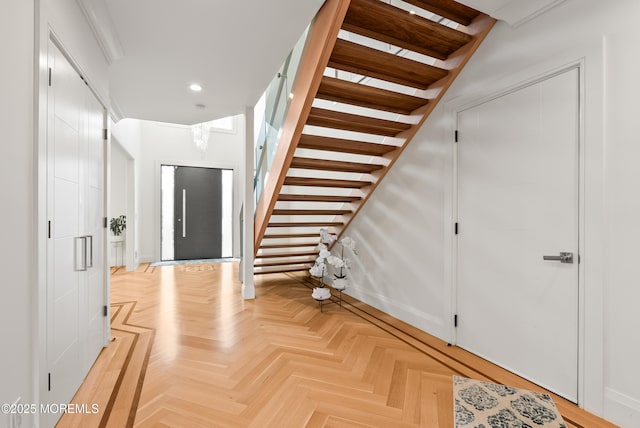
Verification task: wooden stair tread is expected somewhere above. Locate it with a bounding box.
[254,266,312,275]
[259,242,319,249]
[273,209,352,216]
[307,107,411,136]
[343,0,473,61]
[329,38,448,90]
[317,76,428,115]
[278,194,362,203]
[267,221,344,227]
[255,251,318,259]
[298,134,398,156]
[290,156,384,173]
[284,176,372,188]
[254,259,316,268]
[263,233,327,239]
[401,0,481,26]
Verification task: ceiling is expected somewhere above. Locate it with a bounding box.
[83,0,324,125]
[81,0,562,125]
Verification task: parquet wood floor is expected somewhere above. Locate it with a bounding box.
[60,262,615,427]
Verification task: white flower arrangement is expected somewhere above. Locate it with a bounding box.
[309,229,357,283]
[309,262,325,278]
[327,236,357,279]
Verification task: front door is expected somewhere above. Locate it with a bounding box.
[456,68,580,401]
[174,166,224,260]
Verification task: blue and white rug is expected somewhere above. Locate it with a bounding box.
[453,376,566,428]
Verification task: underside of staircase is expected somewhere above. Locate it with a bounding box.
[254,0,494,275]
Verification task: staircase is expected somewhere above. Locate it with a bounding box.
[254,0,494,275]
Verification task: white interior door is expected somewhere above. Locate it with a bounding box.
[82,77,107,373]
[456,68,579,401]
[46,41,106,424]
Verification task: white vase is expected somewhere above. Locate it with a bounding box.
[333,277,348,290]
[312,287,331,300]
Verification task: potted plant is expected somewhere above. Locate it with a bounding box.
[110,215,126,239]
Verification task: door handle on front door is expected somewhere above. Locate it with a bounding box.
[182,188,186,238]
[543,252,574,264]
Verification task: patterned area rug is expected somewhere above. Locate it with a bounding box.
[453,376,567,428]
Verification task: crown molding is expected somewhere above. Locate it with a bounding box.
[109,98,125,123]
[76,0,125,64]
[456,0,566,27]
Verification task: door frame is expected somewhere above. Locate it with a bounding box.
[448,61,588,404]
[155,159,239,262]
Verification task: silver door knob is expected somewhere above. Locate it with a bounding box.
[543,252,574,264]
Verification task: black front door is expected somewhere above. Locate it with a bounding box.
[173,166,222,260]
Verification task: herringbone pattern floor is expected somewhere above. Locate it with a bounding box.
[62,262,614,427]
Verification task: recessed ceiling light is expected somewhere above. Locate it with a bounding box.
[409,10,416,15]
[288,93,294,99]
[189,83,203,92]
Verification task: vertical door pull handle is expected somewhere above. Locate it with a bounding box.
[182,188,187,238]
[86,235,93,268]
[75,236,88,271]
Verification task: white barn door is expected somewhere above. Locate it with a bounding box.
[46,41,106,426]
[456,68,580,401]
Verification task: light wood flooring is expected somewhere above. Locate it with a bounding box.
[59,262,616,427]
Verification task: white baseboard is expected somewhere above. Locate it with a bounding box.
[344,285,447,342]
[604,387,640,427]
[139,254,155,263]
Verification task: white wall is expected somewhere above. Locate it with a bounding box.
[111,118,142,269]
[0,2,35,427]
[135,118,245,262]
[109,143,129,266]
[342,0,640,425]
[603,27,640,426]
[110,145,128,227]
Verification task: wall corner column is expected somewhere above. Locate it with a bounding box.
[242,106,255,299]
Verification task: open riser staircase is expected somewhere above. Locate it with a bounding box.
[254,0,494,275]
